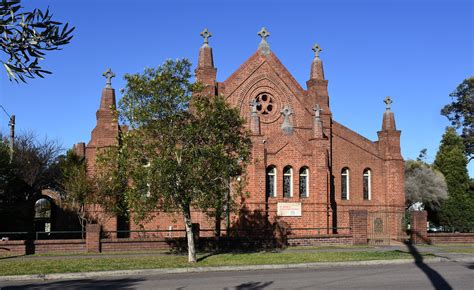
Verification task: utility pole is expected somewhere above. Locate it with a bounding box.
[0,105,15,162]
[9,115,15,162]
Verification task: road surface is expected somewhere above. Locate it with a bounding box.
[1,260,473,289]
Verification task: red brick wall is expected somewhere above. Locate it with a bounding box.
[411,211,428,244]
[428,233,474,244]
[33,239,85,254]
[0,240,27,255]
[288,234,353,247]
[349,210,368,245]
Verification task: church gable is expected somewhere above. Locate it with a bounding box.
[222,51,312,131]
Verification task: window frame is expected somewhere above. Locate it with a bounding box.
[266,166,277,198]
[299,167,309,198]
[363,168,371,200]
[341,167,350,200]
[283,166,293,198]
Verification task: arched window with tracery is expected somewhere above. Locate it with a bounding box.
[266,166,277,198]
[299,167,309,198]
[283,166,293,198]
[363,168,372,200]
[341,168,350,200]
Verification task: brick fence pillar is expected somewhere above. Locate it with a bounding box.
[86,224,101,253]
[349,210,368,245]
[411,210,429,244]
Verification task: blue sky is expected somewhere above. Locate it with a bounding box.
[0,0,472,176]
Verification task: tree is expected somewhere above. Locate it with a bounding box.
[11,132,63,194]
[0,0,74,82]
[0,132,62,203]
[433,127,473,231]
[441,77,474,163]
[433,127,470,196]
[103,59,251,263]
[405,159,448,211]
[59,150,93,233]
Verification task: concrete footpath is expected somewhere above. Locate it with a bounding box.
[1,244,473,282]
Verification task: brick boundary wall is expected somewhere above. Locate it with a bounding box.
[349,210,368,245]
[101,238,171,252]
[0,240,27,255]
[86,224,101,253]
[411,211,428,244]
[0,239,86,255]
[287,234,353,247]
[33,239,86,254]
[427,233,474,244]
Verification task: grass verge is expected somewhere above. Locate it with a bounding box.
[0,250,418,276]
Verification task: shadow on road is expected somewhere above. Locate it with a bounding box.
[223,281,273,290]
[404,241,452,290]
[3,278,144,289]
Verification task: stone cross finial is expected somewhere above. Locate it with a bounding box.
[312,44,322,58]
[281,106,293,118]
[258,27,270,42]
[313,104,323,119]
[384,96,393,110]
[200,28,212,45]
[102,68,115,89]
[280,105,294,135]
[249,99,260,115]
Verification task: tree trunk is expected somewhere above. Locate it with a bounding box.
[215,203,222,238]
[183,206,196,263]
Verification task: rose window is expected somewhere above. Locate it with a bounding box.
[255,93,274,115]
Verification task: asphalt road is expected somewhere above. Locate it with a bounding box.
[1,261,473,289]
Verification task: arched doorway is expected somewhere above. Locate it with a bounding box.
[34,197,53,234]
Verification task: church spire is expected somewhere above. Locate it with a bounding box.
[381,96,397,131]
[197,28,214,68]
[88,68,119,148]
[99,68,117,111]
[310,44,325,80]
[306,43,330,117]
[196,28,217,90]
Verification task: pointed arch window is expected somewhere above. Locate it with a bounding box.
[341,168,350,200]
[266,166,277,198]
[299,167,309,198]
[363,168,371,200]
[283,166,293,198]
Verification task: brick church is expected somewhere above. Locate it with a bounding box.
[73,28,405,239]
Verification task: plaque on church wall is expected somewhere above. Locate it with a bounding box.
[277,202,302,217]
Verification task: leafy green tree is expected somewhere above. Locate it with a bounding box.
[102,59,251,263]
[434,127,473,231]
[433,127,470,196]
[441,77,473,163]
[0,0,74,82]
[59,150,94,233]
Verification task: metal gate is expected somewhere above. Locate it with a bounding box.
[368,212,391,246]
